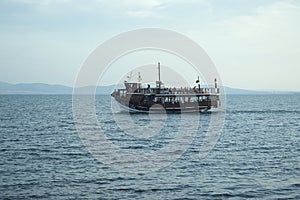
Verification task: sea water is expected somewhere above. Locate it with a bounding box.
[0,95,299,199]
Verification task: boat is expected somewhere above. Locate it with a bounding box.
[111,62,220,113]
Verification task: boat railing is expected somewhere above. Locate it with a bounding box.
[114,87,219,96]
[169,87,219,95]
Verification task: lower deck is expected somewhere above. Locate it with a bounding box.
[111,92,220,113]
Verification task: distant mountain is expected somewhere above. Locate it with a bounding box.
[0,81,72,94]
[0,81,297,95]
[0,81,12,88]
[0,81,118,95]
[223,86,294,95]
[224,87,299,95]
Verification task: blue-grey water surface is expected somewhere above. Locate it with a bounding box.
[0,95,299,199]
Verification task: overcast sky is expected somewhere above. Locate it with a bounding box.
[0,0,299,91]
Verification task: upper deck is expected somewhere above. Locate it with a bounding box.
[113,84,220,97]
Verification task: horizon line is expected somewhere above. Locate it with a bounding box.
[0,80,299,93]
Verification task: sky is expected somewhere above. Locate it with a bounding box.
[0,0,299,91]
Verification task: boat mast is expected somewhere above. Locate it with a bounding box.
[214,78,219,94]
[138,72,142,92]
[157,62,161,89]
[138,72,142,83]
[158,62,161,83]
[198,76,201,91]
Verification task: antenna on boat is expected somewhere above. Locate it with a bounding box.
[126,71,133,82]
[196,76,201,92]
[214,78,217,88]
[138,72,142,83]
[214,78,219,93]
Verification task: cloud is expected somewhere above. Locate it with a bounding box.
[96,0,210,18]
[126,10,157,18]
[125,0,166,8]
[224,1,300,39]
[1,0,299,90]
[11,0,72,6]
[96,0,169,18]
[194,0,300,90]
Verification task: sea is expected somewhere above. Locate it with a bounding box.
[0,94,299,199]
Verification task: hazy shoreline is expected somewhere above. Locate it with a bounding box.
[0,81,298,95]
